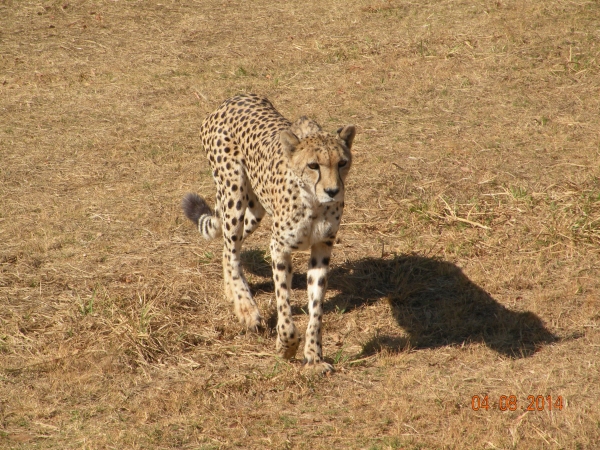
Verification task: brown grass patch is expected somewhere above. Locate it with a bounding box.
[1,0,599,448]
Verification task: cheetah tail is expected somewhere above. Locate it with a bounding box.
[182,193,212,225]
[181,193,222,240]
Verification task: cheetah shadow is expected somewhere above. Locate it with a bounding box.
[243,251,559,358]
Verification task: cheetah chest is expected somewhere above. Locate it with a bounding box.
[281,203,342,251]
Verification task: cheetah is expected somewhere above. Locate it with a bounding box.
[182,94,355,373]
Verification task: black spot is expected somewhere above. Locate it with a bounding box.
[310,257,317,268]
[318,277,325,287]
[307,276,314,285]
[276,263,286,271]
[236,200,242,210]
[322,257,330,266]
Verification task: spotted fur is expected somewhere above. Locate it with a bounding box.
[183,94,355,373]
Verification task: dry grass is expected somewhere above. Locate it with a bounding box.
[1,0,599,448]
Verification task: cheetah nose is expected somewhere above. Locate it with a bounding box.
[325,188,340,198]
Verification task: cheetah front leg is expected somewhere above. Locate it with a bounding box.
[270,242,300,359]
[303,242,333,373]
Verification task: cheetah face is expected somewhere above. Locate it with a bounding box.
[281,125,355,205]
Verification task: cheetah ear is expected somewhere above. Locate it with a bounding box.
[337,125,356,150]
[280,130,300,157]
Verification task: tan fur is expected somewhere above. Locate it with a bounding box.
[183,94,355,373]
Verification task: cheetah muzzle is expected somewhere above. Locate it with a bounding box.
[183,94,355,374]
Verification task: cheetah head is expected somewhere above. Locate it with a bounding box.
[281,124,355,205]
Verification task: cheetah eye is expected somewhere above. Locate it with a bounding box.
[338,160,348,168]
[307,162,319,170]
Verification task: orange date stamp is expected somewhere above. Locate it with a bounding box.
[471,395,564,412]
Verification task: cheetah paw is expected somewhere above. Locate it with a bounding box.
[276,336,299,360]
[302,360,334,375]
[237,310,263,332]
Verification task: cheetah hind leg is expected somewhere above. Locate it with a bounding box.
[241,194,266,242]
[182,193,222,239]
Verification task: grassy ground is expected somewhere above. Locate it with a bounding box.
[1,0,599,448]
